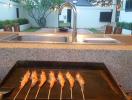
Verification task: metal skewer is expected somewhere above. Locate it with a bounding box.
[81,87,85,100]
[35,87,40,99]
[48,88,51,100]
[60,87,63,100]
[25,86,31,100]
[14,70,31,100]
[13,88,22,100]
[70,88,73,99]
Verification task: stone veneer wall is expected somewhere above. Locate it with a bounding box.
[0,48,132,92]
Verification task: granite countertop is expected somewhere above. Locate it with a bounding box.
[0,42,132,51]
[110,35,132,45]
[0,32,132,96]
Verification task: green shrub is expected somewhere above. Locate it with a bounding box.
[116,22,121,27]
[116,22,132,30]
[0,21,3,29]
[0,18,29,29]
[124,23,129,30]
[129,23,132,30]
[12,20,18,25]
[117,22,125,27]
[3,20,13,26]
[16,18,29,25]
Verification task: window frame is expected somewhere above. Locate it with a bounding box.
[125,0,132,12]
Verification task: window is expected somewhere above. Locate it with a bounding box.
[100,12,112,22]
[125,0,132,11]
[16,8,19,18]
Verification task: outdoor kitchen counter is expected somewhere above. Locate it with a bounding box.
[0,32,132,96]
[0,32,18,40]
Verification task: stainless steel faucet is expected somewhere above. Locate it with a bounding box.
[59,2,77,42]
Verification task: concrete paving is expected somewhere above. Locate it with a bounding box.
[36,28,94,34]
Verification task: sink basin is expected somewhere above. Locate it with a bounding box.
[77,37,121,44]
[2,34,121,45]
[3,34,69,43]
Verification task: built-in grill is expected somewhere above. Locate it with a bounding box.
[0,61,127,100]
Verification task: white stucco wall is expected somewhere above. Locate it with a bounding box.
[119,11,132,22]
[46,11,58,28]
[45,6,112,28]
[0,0,113,28]
[0,0,23,20]
[76,6,112,28]
[118,0,132,35]
[22,5,113,28]
[59,8,68,23]
[0,0,112,28]
[25,11,59,28]
[119,0,132,22]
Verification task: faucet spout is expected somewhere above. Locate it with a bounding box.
[59,2,77,42]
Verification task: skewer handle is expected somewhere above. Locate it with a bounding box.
[60,87,63,100]
[48,88,51,100]
[13,88,22,100]
[25,86,31,100]
[70,88,73,99]
[81,87,85,100]
[35,87,40,99]
[0,94,3,100]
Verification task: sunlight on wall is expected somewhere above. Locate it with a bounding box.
[0,0,24,20]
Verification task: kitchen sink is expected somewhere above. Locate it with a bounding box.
[77,38,121,44]
[2,34,69,43]
[2,34,121,44]
[76,35,121,44]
